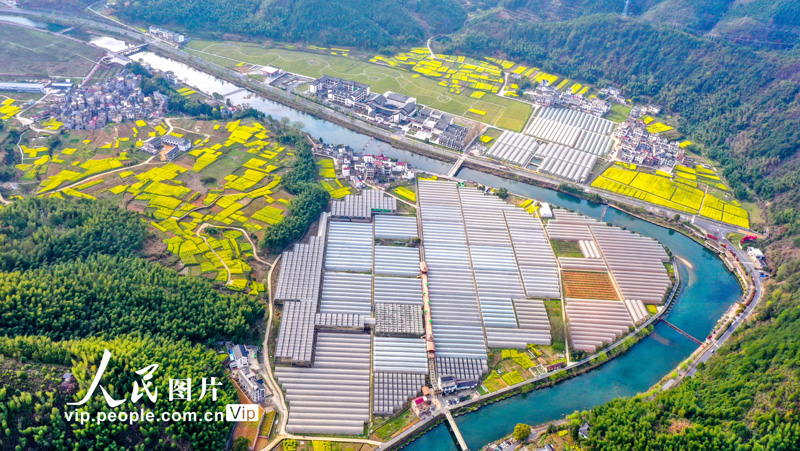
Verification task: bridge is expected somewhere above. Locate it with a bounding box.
[661,319,703,345]
[119,43,148,56]
[447,152,468,178]
[445,410,469,451]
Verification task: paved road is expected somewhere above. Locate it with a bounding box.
[681,226,763,378]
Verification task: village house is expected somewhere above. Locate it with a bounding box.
[237,367,267,403]
[229,344,250,369]
[410,395,434,418]
[309,75,370,107]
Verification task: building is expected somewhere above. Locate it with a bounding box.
[140,136,162,155]
[411,107,453,134]
[149,26,186,44]
[539,202,553,219]
[49,82,74,91]
[439,375,458,394]
[362,91,417,123]
[0,82,45,93]
[579,422,591,439]
[258,66,284,78]
[162,135,192,152]
[546,361,566,372]
[238,367,267,403]
[410,396,433,418]
[309,75,370,107]
[229,344,249,369]
[438,123,470,150]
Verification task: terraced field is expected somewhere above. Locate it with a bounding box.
[31,118,295,292]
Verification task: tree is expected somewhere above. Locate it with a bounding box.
[496,187,509,199]
[233,437,250,451]
[513,423,531,442]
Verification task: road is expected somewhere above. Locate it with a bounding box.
[681,225,763,378]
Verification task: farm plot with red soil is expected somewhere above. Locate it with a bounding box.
[562,271,619,301]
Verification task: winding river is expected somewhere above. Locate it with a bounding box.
[117,46,741,450]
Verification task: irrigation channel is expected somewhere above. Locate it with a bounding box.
[110,44,742,451]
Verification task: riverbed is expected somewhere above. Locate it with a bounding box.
[120,47,741,451]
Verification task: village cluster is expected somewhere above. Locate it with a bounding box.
[524,81,610,117]
[41,71,168,130]
[308,75,482,151]
[614,105,693,170]
[314,142,415,189]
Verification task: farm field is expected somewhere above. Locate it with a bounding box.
[604,103,631,123]
[21,117,296,293]
[592,163,750,228]
[550,240,583,258]
[185,40,533,132]
[562,271,619,301]
[0,23,103,78]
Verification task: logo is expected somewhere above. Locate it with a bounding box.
[63,349,253,424]
[226,404,259,422]
[68,349,222,407]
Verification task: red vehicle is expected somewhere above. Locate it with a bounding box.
[741,235,758,244]
[707,234,719,241]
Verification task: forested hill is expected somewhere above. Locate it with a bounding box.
[112,0,467,49]
[573,261,800,450]
[460,0,800,46]
[0,197,264,450]
[445,14,800,235]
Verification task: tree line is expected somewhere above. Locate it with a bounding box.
[260,123,330,252]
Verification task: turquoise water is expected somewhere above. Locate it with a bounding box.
[132,52,742,451]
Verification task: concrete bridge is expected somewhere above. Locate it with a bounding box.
[119,43,148,56]
[445,410,469,451]
[447,152,468,178]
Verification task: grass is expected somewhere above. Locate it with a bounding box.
[185,40,533,132]
[550,240,583,258]
[0,23,103,78]
[371,408,417,441]
[604,103,631,123]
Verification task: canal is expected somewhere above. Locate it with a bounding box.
[122,47,741,451]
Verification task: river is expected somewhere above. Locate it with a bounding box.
[119,47,741,451]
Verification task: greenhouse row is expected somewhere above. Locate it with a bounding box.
[566,298,635,353]
[484,130,539,166]
[537,106,615,135]
[275,333,372,435]
[536,142,597,183]
[273,190,429,432]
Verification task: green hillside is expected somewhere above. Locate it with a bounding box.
[113,0,467,49]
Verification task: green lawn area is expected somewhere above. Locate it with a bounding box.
[371,408,417,441]
[0,23,103,78]
[550,240,583,258]
[604,103,631,123]
[185,40,533,132]
[741,201,764,226]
